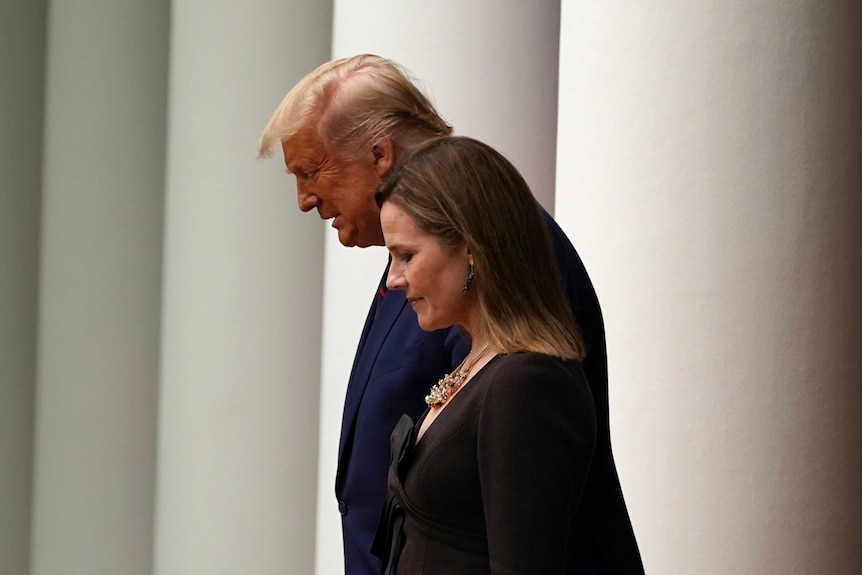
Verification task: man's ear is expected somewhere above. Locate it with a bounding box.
[371,138,395,178]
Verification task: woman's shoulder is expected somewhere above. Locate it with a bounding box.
[476,352,595,431]
[480,351,588,398]
[487,351,583,379]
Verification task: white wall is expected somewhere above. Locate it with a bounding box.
[29,1,169,573]
[0,0,46,572]
[153,1,332,574]
[557,2,862,573]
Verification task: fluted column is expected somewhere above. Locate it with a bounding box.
[0,1,47,573]
[557,2,862,573]
[29,0,170,573]
[318,3,562,572]
[152,1,332,574]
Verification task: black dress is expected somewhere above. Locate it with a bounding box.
[374,352,644,574]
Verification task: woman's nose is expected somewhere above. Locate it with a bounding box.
[386,266,405,291]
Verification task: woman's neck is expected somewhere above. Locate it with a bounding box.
[460,313,488,353]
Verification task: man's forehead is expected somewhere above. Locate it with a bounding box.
[281,127,325,168]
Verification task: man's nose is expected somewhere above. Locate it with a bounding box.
[296,183,319,212]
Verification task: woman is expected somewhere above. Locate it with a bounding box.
[372,136,641,574]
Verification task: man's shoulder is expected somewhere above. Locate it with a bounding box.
[537,206,588,272]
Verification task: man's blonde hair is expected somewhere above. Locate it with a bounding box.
[258,54,452,161]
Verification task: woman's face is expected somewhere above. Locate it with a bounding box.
[380,202,473,332]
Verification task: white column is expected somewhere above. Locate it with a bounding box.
[29,0,170,573]
[152,1,332,574]
[318,3,562,572]
[557,2,862,573]
[0,1,46,573]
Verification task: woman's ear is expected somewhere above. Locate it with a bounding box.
[372,138,395,178]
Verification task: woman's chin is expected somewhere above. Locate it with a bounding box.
[416,315,441,332]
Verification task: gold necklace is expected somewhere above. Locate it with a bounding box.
[425,343,491,408]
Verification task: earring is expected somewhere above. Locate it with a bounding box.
[462,263,475,293]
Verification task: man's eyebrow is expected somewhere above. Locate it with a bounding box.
[286,158,319,174]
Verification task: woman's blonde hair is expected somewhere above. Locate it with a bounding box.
[376,137,584,361]
[258,54,452,161]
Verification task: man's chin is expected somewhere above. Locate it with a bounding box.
[336,228,382,249]
[335,228,360,248]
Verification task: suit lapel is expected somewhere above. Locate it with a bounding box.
[337,263,408,466]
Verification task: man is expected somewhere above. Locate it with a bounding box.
[259,54,642,574]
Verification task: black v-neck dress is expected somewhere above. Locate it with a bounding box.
[374,351,639,574]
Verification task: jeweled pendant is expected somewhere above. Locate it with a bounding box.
[425,371,465,408]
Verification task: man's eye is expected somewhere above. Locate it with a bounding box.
[401,254,413,263]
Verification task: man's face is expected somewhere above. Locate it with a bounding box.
[281,122,385,248]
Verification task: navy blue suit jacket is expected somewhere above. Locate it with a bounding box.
[335,208,642,574]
